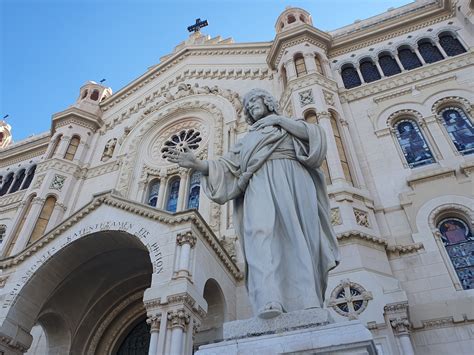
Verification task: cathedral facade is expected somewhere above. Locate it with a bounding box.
[0,0,473,353]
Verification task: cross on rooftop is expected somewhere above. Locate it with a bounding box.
[187,18,208,33]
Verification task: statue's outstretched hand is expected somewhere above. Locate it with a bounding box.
[163,146,199,169]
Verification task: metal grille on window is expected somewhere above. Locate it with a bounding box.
[187,171,202,209]
[341,66,361,89]
[438,217,473,290]
[394,120,435,168]
[379,54,401,76]
[117,321,151,355]
[359,60,381,83]
[161,129,202,158]
[418,41,444,63]
[439,34,466,56]
[440,108,474,155]
[397,48,422,70]
[148,181,160,207]
[166,178,180,212]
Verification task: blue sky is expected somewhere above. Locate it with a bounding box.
[1,0,412,142]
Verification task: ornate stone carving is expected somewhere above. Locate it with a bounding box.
[390,317,411,335]
[384,301,410,336]
[330,208,342,226]
[32,174,45,189]
[176,231,197,248]
[167,308,191,330]
[353,208,370,228]
[323,89,335,106]
[0,275,9,288]
[328,279,373,320]
[101,138,117,162]
[298,89,314,107]
[50,174,67,191]
[431,95,472,116]
[147,314,162,332]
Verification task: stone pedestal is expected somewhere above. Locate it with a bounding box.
[196,309,377,355]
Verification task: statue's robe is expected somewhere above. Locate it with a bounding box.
[202,120,340,314]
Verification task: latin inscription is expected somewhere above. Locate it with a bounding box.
[2,220,164,309]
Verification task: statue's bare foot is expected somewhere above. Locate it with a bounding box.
[258,302,283,319]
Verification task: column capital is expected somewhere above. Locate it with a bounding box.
[176,231,197,248]
[147,314,162,332]
[167,308,191,330]
[317,111,331,121]
[384,301,411,335]
[390,317,411,335]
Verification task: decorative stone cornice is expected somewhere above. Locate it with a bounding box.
[0,192,243,281]
[52,106,104,134]
[267,26,331,69]
[339,52,473,103]
[384,301,411,336]
[413,316,474,330]
[167,308,191,330]
[406,166,456,187]
[144,292,207,320]
[386,242,424,257]
[0,334,29,353]
[176,231,197,248]
[337,230,388,248]
[0,133,49,168]
[0,190,26,208]
[329,0,453,57]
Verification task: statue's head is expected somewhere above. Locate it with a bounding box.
[243,89,280,125]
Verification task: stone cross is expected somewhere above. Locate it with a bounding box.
[187,18,208,33]
[328,279,373,320]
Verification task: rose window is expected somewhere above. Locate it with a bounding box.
[328,280,372,319]
[161,129,202,158]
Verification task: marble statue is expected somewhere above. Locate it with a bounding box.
[164,88,340,319]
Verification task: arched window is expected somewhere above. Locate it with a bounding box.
[117,320,150,354]
[281,65,288,89]
[341,65,361,89]
[5,194,35,255]
[394,119,435,168]
[22,165,36,190]
[437,217,473,290]
[439,107,474,155]
[64,136,80,161]
[439,33,466,56]
[147,180,160,207]
[378,53,401,76]
[10,169,26,194]
[187,171,201,210]
[417,40,444,63]
[81,90,88,99]
[330,112,353,185]
[90,89,100,101]
[166,178,180,212]
[29,196,57,245]
[303,111,331,184]
[48,134,62,159]
[0,173,14,196]
[294,54,307,77]
[0,225,6,245]
[287,14,296,24]
[397,47,422,70]
[315,55,324,75]
[359,59,381,83]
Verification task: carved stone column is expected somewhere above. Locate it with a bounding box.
[167,308,191,354]
[11,197,45,254]
[414,46,426,65]
[73,140,87,163]
[46,202,67,232]
[177,168,189,212]
[56,136,71,158]
[304,53,317,74]
[176,231,197,278]
[434,39,449,58]
[156,173,168,209]
[355,65,365,84]
[384,302,415,355]
[284,59,297,80]
[146,314,161,355]
[374,60,385,78]
[393,54,405,71]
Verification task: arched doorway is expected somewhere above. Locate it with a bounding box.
[9,230,153,354]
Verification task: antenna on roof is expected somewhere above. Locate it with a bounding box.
[2,114,9,121]
[99,78,106,84]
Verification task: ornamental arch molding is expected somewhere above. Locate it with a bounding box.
[430,95,473,116]
[115,95,231,197]
[374,104,427,133]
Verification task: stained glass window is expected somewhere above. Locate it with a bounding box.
[394,120,435,168]
[341,65,361,89]
[294,55,307,77]
[359,60,381,83]
[166,178,180,212]
[418,40,444,64]
[439,34,466,56]
[64,136,80,161]
[117,320,150,355]
[148,180,160,207]
[440,108,474,155]
[379,54,401,76]
[187,171,201,209]
[397,48,422,70]
[438,218,473,290]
